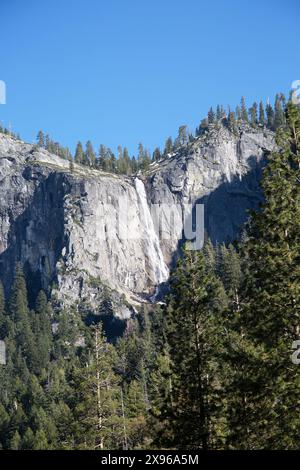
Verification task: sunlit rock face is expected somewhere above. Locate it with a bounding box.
[0,124,275,316]
[146,125,275,263]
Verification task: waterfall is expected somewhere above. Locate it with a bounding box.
[135,177,169,285]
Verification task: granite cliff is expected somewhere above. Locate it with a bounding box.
[0,124,275,317]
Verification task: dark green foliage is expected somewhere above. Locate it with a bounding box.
[248,102,258,126]
[0,282,6,338]
[175,125,188,147]
[228,110,237,133]
[9,265,36,370]
[259,101,265,126]
[207,107,215,124]
[152,147,161,162]
[241,96,248,122]
[225,102,300,449]
[1,94,298,451]
[163,137,173,156]
[157,248,229,449]
[36,130,45,148]
[266,102,275,129]
[9,91,285,180]
[85,140,96,166]
[274,93,286,130]
[74,141,85,165]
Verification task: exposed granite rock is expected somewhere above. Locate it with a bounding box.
[0,125,275,315]
[146,125,275,264]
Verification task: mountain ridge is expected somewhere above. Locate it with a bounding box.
[0,124,275,316]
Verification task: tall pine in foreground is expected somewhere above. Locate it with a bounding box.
[227,102,300,449]
[159,247,228,449]
[70,323,123,449]
[9,265,36,371]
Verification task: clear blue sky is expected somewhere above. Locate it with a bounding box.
[0,0,299,156]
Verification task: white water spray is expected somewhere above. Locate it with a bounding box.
[135,178,169,286]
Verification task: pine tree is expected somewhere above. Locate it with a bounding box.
[137,143,151,171]
[241,96,248,122]
[22,427,35,449]
[266,102,275,129]
[36,130,45,148]
[203,239,216,273]
[74,141,84,165]
[9,265,36,370]
[259,101,265,126]
[124,379,149,448]
[10,430,21,450]
[72,323,122,449]
[199,118,209,131]
[33,429,48,450]
[0,282,6,339]
[175,125,188,147]
[160,247,228,449]
[274,93,285,130]
[249,102,258,127]
[228,110,237,133]
[207,107,215,124]
[85,140,96,166]
[216,105,223,121]
[152,147,161,162]
[227,102,300,449]
[219,244,242,312]
[123,147,131,174]
[33,291,52,373]
[163,137,173,156]
[235,105,242,121]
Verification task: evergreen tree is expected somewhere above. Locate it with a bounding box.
[74,141,85,165]
[227,102,300,449]
[152,147,161,162]
[85,140,96,166]
[137,143,151,171]
[216,105,223,120]
[98,144,107,170]
[9,265,36,370]
[72,323,122,449]
[228,110,237,133]
[219,244,242,311]
[274,93,285,130]
[249,102,258,127]
[10,430,21,450]
[266,102,275,129]
[175,125,188,147]
[235,105,242,121]
[259,101,265,126]
[36,130,45,148]
[163,137,173,156]
[32,429,49,450]
[123,147,131,174]
[160,248,228,449]
[22,427,35,449]
[0,282,6,339]
[241,96,248,122]
[207,107,215,124]
[33,291,52,373]
[199,118,209,132]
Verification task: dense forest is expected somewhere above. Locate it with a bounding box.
[0,100,299,450]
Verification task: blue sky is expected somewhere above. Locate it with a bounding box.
[0,0,299,156]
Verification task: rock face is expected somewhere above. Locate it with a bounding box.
[147,125,275,263]
[0,125,275,315]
